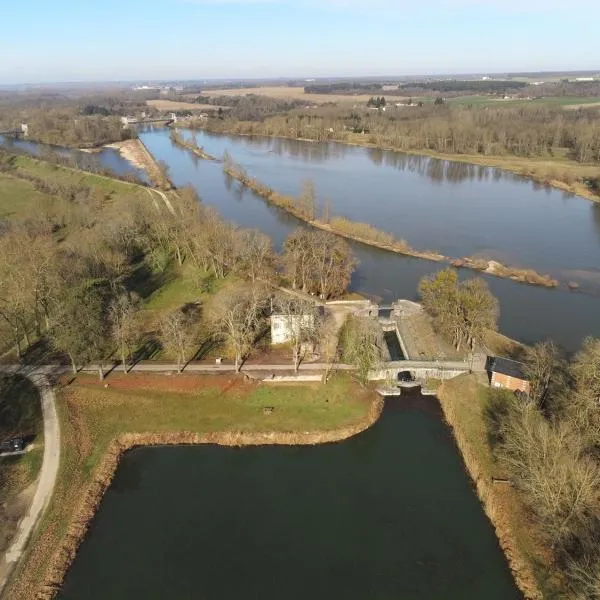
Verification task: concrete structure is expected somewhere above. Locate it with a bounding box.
[488,357,530,394]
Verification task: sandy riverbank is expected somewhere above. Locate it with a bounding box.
[105,139,171,189]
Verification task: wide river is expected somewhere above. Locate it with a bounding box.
[58,395,521,600]
[139,128,600,353]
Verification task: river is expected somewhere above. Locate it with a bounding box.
[0,134,149,183]
[57,395,522,600]
[139,128,600,353]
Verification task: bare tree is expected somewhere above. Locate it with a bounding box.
[50,285,109,379]
[273,295,321,372]
[158,307,199,374]
[109,291,141,373]
[209,284,269,372]
[523,340,566,410]
[236,229,275,284]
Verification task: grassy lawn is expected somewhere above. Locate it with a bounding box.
[0,173,52,219]
[4,373,374,599]
[0,375,43,556]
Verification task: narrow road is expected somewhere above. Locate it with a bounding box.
[0,367,60,597]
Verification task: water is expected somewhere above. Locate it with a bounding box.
[58,396,522,600]
[0,134,149,183]
[177,130,600,289]
[139,128,600,353]
[384,330,404,361]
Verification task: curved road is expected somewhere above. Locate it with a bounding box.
[0,368,60,597]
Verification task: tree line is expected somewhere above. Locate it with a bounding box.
[197,103,600,167]
[489,339,600,598]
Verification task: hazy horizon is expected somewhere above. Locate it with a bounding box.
[3,0,600,84]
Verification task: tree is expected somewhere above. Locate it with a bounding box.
[418,268,462,348]
[297,180,316,220]
[522,340,566,411]
[209,284,269,372]
[273,295,321,372]
[235,229,275,284]
[283,229,355,300]
[419,269,498,352]
[50,284,109,379]
[571,337,600,405]
[459,278,499,351]
[108,291,141,373]
[339,315,384,384]
[158,306,199,373]
[499,401,600,548]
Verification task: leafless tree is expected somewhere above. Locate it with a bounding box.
[158,306,199,374]
[109,291,141,373]
[273,295,321,372]
[209,284,269,372]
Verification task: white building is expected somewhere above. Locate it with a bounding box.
[270,314,315,345]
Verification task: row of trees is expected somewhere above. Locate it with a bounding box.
[491,339,600,597]
[199,103,600,165]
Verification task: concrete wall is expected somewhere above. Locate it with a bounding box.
[369,367,466,382]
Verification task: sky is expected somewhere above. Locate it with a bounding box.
[2,0,599,84]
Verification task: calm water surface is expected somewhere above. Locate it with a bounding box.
[140,128,600,353]
[177,130,600,288]
[0,134,149,182]
[58,396,522,600]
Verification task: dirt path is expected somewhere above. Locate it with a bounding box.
[0,369,60,597]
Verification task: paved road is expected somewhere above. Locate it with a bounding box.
[0,367,60,597]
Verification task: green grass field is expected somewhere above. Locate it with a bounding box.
[446,94,600,108]
[0,173,52,219]
[4,372,374,599]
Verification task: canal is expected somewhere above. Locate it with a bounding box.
[57,395,522,600]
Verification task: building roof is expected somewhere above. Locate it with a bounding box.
[489,357,527,380]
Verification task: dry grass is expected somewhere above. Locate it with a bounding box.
[4,373,377,600]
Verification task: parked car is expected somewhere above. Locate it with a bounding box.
[0,437,25,453]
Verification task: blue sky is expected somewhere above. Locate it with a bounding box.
[2,0,599,83]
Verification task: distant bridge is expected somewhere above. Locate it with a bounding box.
[121,113,177,127]
[370,359,479,382]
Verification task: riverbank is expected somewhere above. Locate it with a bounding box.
[104,139,172,189]
[222,162,558,289]
[2,373,379,599]
[436,375,552,599]
[184,122,600,203]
